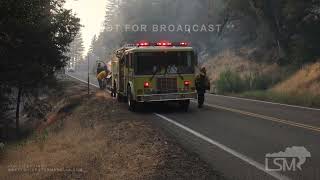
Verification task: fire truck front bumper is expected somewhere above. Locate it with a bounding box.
[136,92,197,102]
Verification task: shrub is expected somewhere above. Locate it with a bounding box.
[216,70,277,94]
[243,73,274,91]
[216,70,244,94]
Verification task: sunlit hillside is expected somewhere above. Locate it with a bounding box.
[203,50,280,82]
[273,62,320,96]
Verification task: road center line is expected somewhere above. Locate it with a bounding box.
[207,94,320,111]
[69,74,289,179]
[154,113,290,180]
[198,101,320,133]
[69,74,320,133]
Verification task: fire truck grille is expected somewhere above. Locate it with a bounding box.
[156,78,178,93]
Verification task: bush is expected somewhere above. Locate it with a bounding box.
[243,73,274,91]
[216,70,277,94]
[216,70,244,94]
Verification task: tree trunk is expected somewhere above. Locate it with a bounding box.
[15,87,22,137]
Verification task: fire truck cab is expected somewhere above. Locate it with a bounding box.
[111,42,197,111]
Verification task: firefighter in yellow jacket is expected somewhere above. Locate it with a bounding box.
[97,70,107,89]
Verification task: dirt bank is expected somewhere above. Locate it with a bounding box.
[0,77,223,180]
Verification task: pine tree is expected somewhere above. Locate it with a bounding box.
[68,32,85,70]
[104,0,118,28]
[0,0,80,137]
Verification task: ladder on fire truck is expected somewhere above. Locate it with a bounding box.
[115,44,136,58]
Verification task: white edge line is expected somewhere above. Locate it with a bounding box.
[208,94,320,111]
[66,74,113,93]
[66,74,98,87]
[69,73,290,179]
[154,113,291,180]
[68,73,290,179]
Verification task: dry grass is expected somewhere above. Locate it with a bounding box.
[0,78,220,180]
[239,90,320,108]
[205,51,320,108]
[273,62,320,96]
[203,50,280,81]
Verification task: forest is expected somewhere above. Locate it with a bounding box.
[90,0,320,66]
[1,0,320,140]
[0,0,81,139]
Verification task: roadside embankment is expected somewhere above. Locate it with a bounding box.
[0,77,223,180]
[205,50,320,108]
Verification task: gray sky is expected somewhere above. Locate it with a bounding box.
[65,0,107,54]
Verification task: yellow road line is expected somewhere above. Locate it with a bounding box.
[203,103,320,133]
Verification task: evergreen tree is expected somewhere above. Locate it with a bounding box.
[0,0,80,136]
[68,32,85,70]
[89,0,320,66]
[104,0,118,28]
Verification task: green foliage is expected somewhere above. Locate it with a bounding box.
[0,0,80,138]
[228,0,320,65]
[216,70,244,94]
[0,0,80,88]
[217,69,320,108]
[243,73,275,90]
[87,0,320,66]
[216,70,278,94]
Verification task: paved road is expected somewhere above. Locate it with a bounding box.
[67,72,320,180]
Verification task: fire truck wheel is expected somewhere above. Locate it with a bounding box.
[117,93,123,102]
[180,100,190,112]
[127,88,136,111]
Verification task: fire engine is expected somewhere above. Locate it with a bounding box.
[111,41,197,111]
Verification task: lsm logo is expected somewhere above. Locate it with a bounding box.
[265,146,311,171]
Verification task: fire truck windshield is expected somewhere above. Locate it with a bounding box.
[134,51,195,75]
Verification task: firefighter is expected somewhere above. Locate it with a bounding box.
[195,67,210,108]
[97,63,105,89]
[96,63,104,75]
[97,70,108,89]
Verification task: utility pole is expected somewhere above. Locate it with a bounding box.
[87,54,90,95]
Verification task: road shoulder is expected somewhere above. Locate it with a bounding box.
[0,77,223,180]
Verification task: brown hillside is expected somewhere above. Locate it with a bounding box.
[273,62,320,96]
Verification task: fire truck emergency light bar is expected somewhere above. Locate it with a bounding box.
[135,41,190,47]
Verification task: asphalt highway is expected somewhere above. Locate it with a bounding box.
[67,72,320,180]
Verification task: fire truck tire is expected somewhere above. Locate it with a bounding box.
[180,100,190,112]
[117,93,123,102]
[127,87,136,111]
